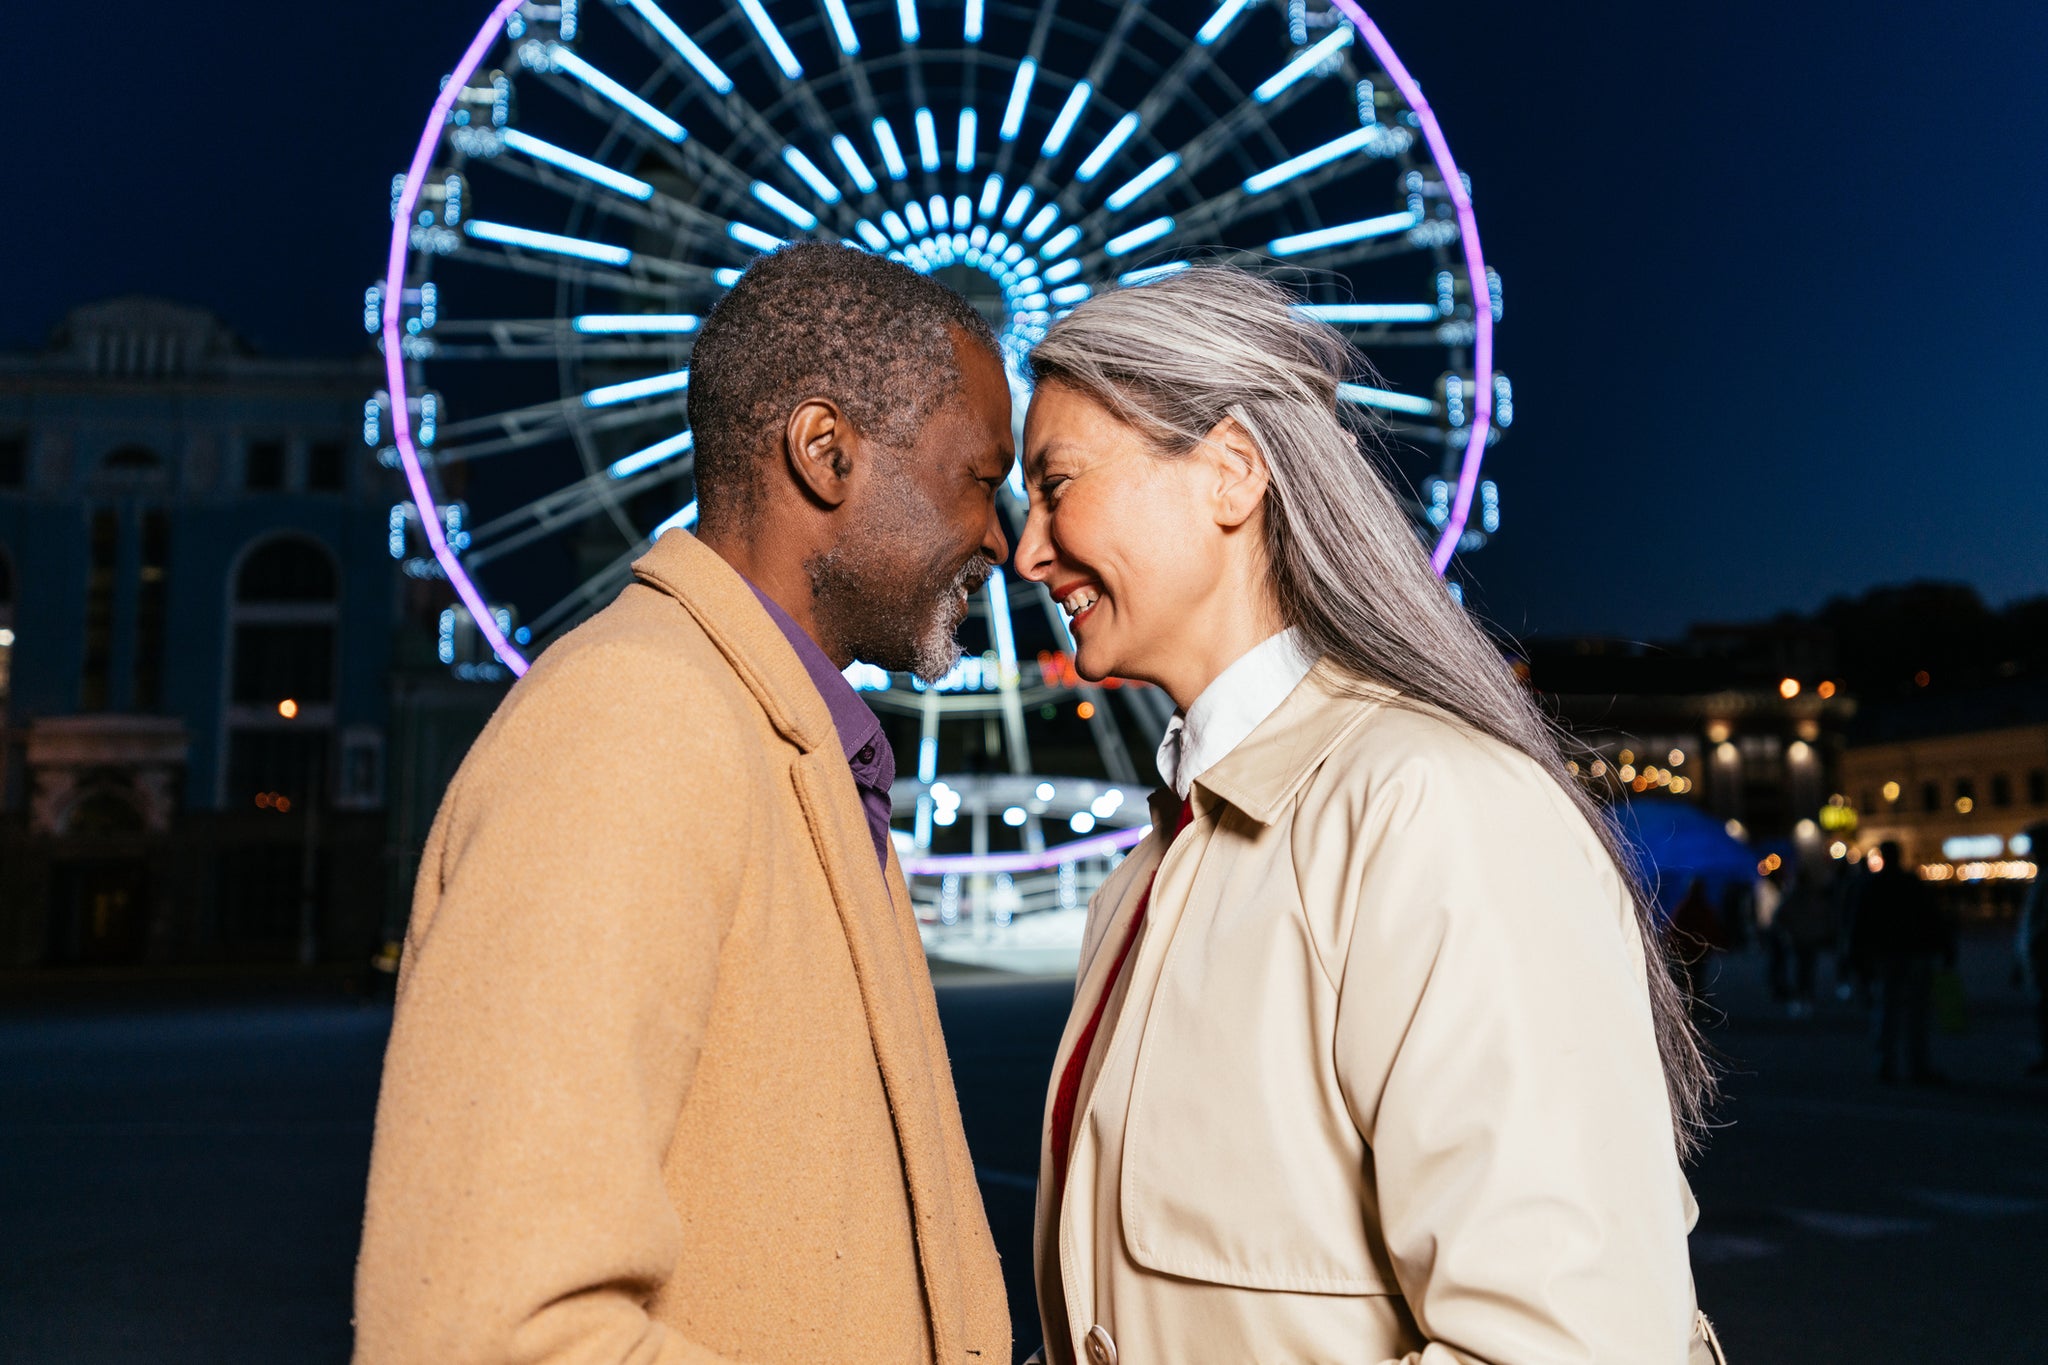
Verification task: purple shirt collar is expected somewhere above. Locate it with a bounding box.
[745,581,897,872]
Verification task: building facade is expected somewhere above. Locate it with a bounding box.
[0,298,396,968]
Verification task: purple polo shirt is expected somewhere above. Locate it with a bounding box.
[745,582,897,872]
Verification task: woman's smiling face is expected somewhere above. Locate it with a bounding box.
[1016,381,1244,692]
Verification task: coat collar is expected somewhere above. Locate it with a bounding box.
[1191,661,1396,825]
[631,529,837,757]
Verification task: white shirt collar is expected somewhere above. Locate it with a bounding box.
[1156,628,1318,799]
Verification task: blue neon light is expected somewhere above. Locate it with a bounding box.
[501,129,654,200]
[897,0,920,42]
[1295,303,1440,324]
[573,314,699,333]
[881,210,910,242]
[728,221,785,253]
[464,219,632,266]
[1197,0,1254,45]
[873,117,909,179]
[782,147,842,203]
[750,182,818,229]
[619,0,734,94]
[547,45,686,142]
[821,0,859,54]
[1105,216,1172,256]
[1043,258,1082,283]
[1076,112,1139,181]
[608,429,694,479]
[1001,60,1036,141]
[914,108,940,171]
[953,195,973,228]
[831,134,879,193]
[855,219,890,250]
[584,368,689,407]
[905,201,930,234]
[1338,382,1437,416]
[734,0,802,78]
[1105,153,1179,211]
[1267,210,1419,255]
[1253,24,1353,103]
[928,194,949,228]
[713,267,743,287]
[1043,82,1091,155]
[653,501,699,537]
[1049,283,1091,305]
[1003,185,1034,227]
[957,108,977,171]
[1039,224,1082,258]
[964,0,984,42]
[1118,260,1189,286]
[1022,204,1059,240]
[1244,125,1382,194]
[979,174,1003,216]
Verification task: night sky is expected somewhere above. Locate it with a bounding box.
[6,1,2042,640]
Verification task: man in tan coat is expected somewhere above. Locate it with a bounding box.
[353,244,1015,1364]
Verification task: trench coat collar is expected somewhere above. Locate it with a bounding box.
[631,529,838,756]
[1191,661,1396,825]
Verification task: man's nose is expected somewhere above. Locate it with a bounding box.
[982,502,1010,566]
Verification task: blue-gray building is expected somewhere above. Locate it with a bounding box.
[0,298,401,967]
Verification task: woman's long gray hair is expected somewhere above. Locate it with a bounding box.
[1028,265,1714,1155]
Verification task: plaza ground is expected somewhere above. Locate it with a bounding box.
[3,928,2043,1363]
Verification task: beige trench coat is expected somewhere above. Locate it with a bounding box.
[1034,666,1719,1365]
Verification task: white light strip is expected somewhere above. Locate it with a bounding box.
[915,107,940,171]
[751,181,819,229]
[728,221,785,253]
[1338,382,1438,416]
[573,314,700,333]
[713,267,743,287]
[1049,283,1091,305]
[619,0,734,94]
[464,219,632,266]
[1197,0,1255,45]
[584,368,690,407]
[831,134,879,192]
[653,501,699,537]
[1105,153,1178,211]
[952,195,972,228]
[964,0,984,42]
[1003,185,1034,226]
[1076,112,1139,181]
[1042,258,1083,283]
[905,201,930,234]
[1105,216,1173,256]
[822,0,860,54]
[1253,24,1353,103]
[1039,224,1083,258]
[608,429,694,479]
[979,174,1003,216]
[1022,204,1059,240]
[957,107,977,171]
[881,210,910,242]
[855,219,889,250]
[1118,260,1189,286]
[1042,81,1092,155]
[1296,303,1441,323]
[782,147,841,203]
[897,0,920,42]
[547,45,686,142]
[873,117,909,179]
[1001,60,1036,141]
[1267,210,1419,255]
[1244,125,1381,194]
[501,129,654,200]
[734,0,803,78]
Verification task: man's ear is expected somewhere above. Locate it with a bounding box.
[1204,415,1271,530]
[785,397,856,509]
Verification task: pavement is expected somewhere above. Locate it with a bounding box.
[2,928,2043,1364]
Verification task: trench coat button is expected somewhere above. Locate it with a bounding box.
[1084,1324,1117,1365]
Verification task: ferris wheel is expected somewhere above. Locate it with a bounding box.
[374,0,1506,948]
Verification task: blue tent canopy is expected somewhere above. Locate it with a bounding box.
[1608,797,1757,920]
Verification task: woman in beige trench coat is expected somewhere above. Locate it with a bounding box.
[1011,267,1726,1365]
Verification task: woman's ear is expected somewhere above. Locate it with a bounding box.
[1203,414,1271,529]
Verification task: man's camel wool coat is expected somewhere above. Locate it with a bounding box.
[352,530,1008,1365]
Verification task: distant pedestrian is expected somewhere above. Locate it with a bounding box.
[1755,866,1789,1001]
[1775,867,1837,1018]
[2018,822,2048,1076]
[1848,840,1953,1084]
[1671,877,1730,1018]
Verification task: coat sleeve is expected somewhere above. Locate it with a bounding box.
[352,640,760,1365]
[1323,731,1697,1365]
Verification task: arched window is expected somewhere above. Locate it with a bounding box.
[225,535,338,807]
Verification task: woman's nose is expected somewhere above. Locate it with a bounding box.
[1013,505,1055,583]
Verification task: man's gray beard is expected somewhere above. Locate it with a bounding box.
[905,557,991,682]
[806,544,990,684]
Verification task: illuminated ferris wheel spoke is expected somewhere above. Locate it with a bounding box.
[429,389,690,466]
[463,458,690,572]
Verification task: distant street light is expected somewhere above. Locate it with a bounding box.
[278,698,299,719]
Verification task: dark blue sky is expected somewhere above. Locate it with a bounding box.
[6,1,2042,638]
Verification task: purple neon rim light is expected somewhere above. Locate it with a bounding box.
[382,0,1494,679]
[899,820,1149,878]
